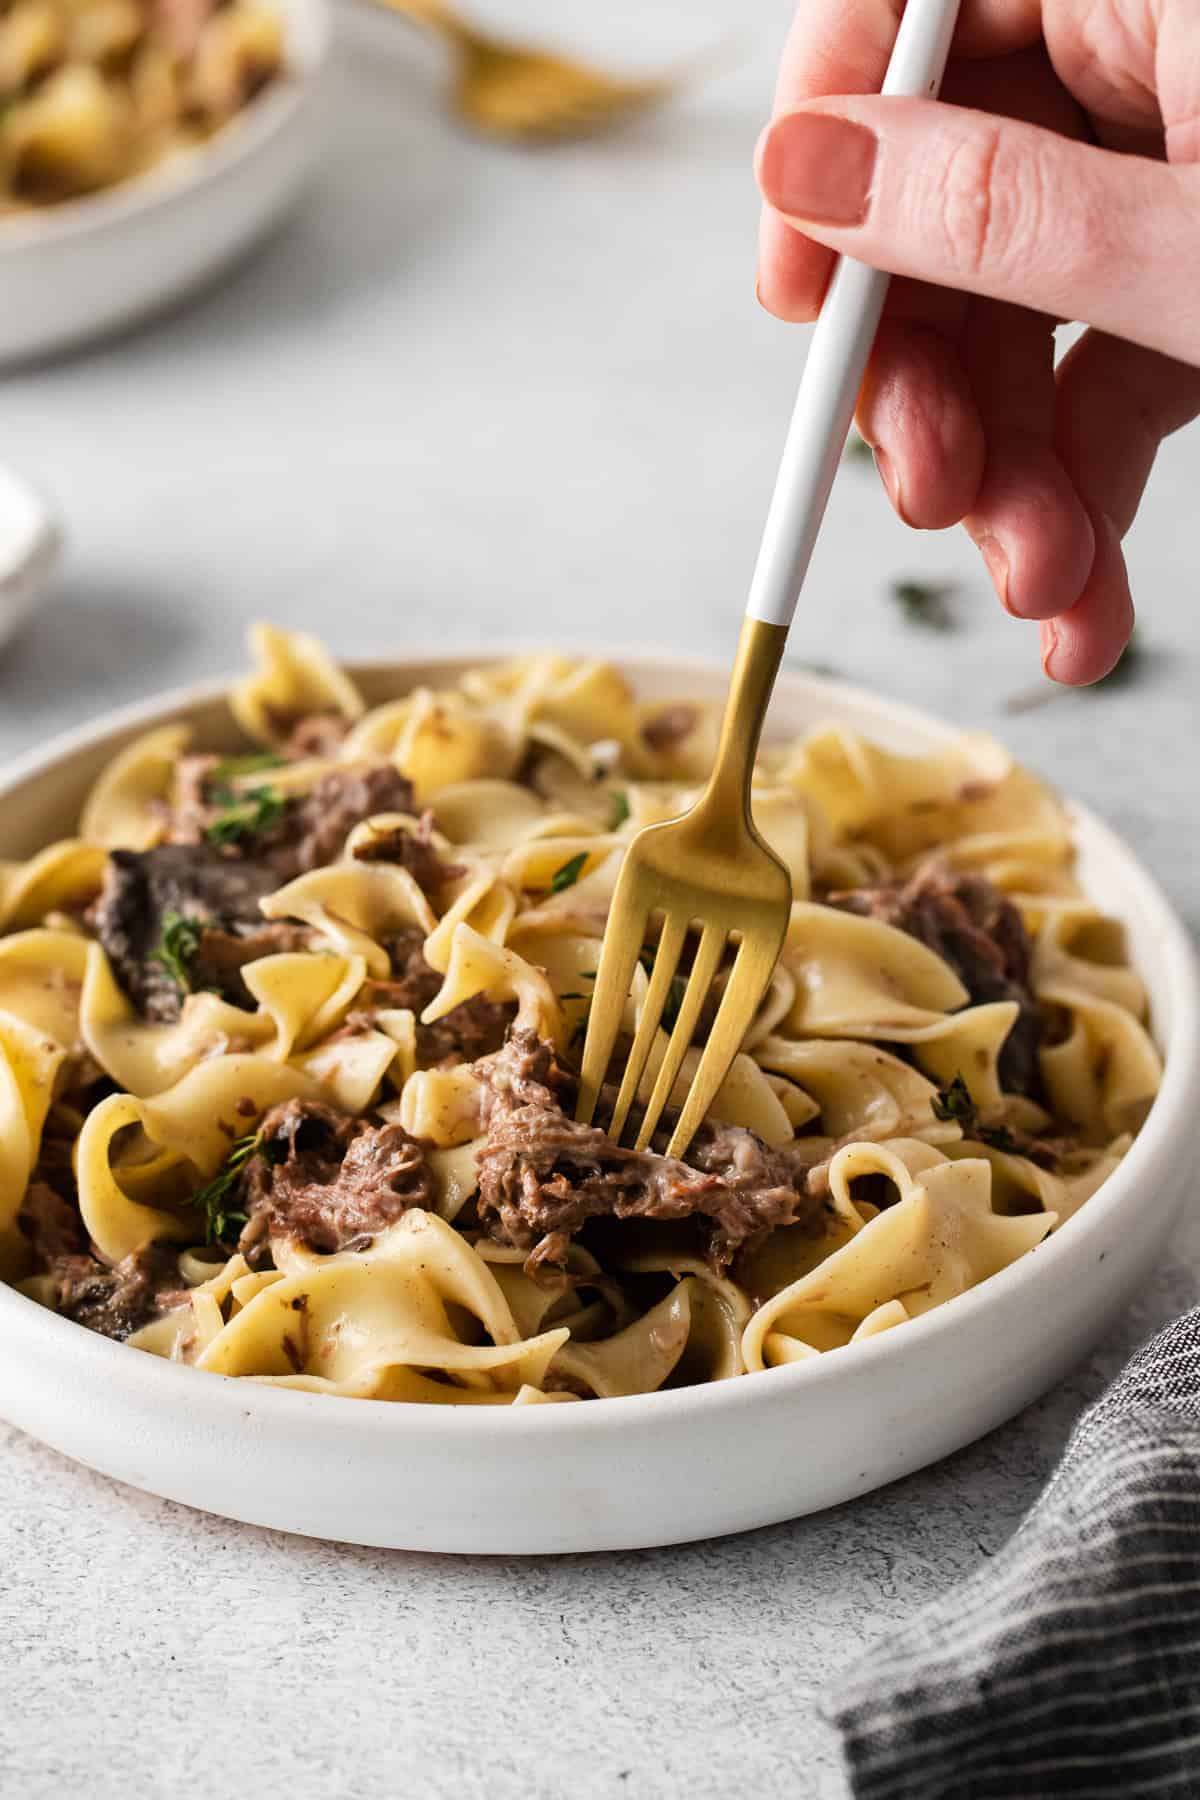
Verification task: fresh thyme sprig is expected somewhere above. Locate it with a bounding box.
[152,910,202,993]
[190,1132,263,1244]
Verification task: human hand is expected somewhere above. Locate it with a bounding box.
[754,0,1200,683]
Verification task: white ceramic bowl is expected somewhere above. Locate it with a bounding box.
[0,652,1196,1554]
[0,464,59,650]
[0,0,329,366]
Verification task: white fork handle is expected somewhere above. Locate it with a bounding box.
[746,0,963,629]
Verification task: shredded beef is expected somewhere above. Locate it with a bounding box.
[18,1180,87,1264]
[88,844,288,1022]
[347,928,514,1067]
[351,809,461,896]
[18,1184,188,1340]
[167,758,415,882]
[828,864,1045,1095]
[473,1032,815,1276]
[641,704,698,754]
[277,765,415,877]
[188,920,312,1009]
[275,710,352,761]
[236,1098,433,1263]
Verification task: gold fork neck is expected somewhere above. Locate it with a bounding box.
[696,616,789,822]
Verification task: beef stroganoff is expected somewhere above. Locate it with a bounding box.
[0,627,1162,1402]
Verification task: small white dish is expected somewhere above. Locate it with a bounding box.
[0,651,1195,1554]
[0,0,329,367]
[0,464,59,651]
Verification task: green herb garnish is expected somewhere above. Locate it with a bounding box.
[189,1132,262,1244]
[932,1072,975,1126]
[607,790,631,831]
[206,784,286,847]
[550,852,589,894]
[152,910,202,993]
[844,432,874,464]
[891,579,959,631]
[932,1074,1020,1153]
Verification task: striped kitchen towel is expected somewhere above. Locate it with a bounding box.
[826,1307,1200,1798]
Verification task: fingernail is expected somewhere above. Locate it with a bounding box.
[873,448,909,524]
[758,112,878,226]
[1041,622,1061,680]
[977,535,1012,612]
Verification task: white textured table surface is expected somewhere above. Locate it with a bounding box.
[0,4,1197,1795]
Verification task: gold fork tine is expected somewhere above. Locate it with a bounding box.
[663,927,786,1160]
[576,885,647,1128]
[607,910,688,1143]
[633,924,727,1152]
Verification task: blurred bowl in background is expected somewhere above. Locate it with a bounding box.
[0,464,59,651]
[0,0,329,368]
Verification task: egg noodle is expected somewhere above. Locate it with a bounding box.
[0,626,1161,1403]
[0,0,284,216]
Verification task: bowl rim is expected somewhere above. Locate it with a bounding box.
[2,645,1197,1439]
[0,0,330,254]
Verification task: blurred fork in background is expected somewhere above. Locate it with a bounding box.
[370,0,704,142]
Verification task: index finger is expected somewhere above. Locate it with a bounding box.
[757,0,1043,322]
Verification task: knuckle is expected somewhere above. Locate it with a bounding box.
[933,123,1014,281]
[931,123,1102,296]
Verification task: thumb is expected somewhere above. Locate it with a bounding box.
[756,99,1200,366]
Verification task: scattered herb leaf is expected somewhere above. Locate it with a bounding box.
[608,790,631,831]
[550,852,589,894]
[639,946,689,1033]
[932,1074,1021,1153]
[891,579,960,632]
[932,1072,976,1127]
[844,432,874,464]
[189,1132,262,1244]
[206,784,286,847]
[152,910,202,993]
[558,992,584,1002]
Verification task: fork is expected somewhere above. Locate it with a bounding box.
[576,0,964,1160]
[373,0,685,143]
